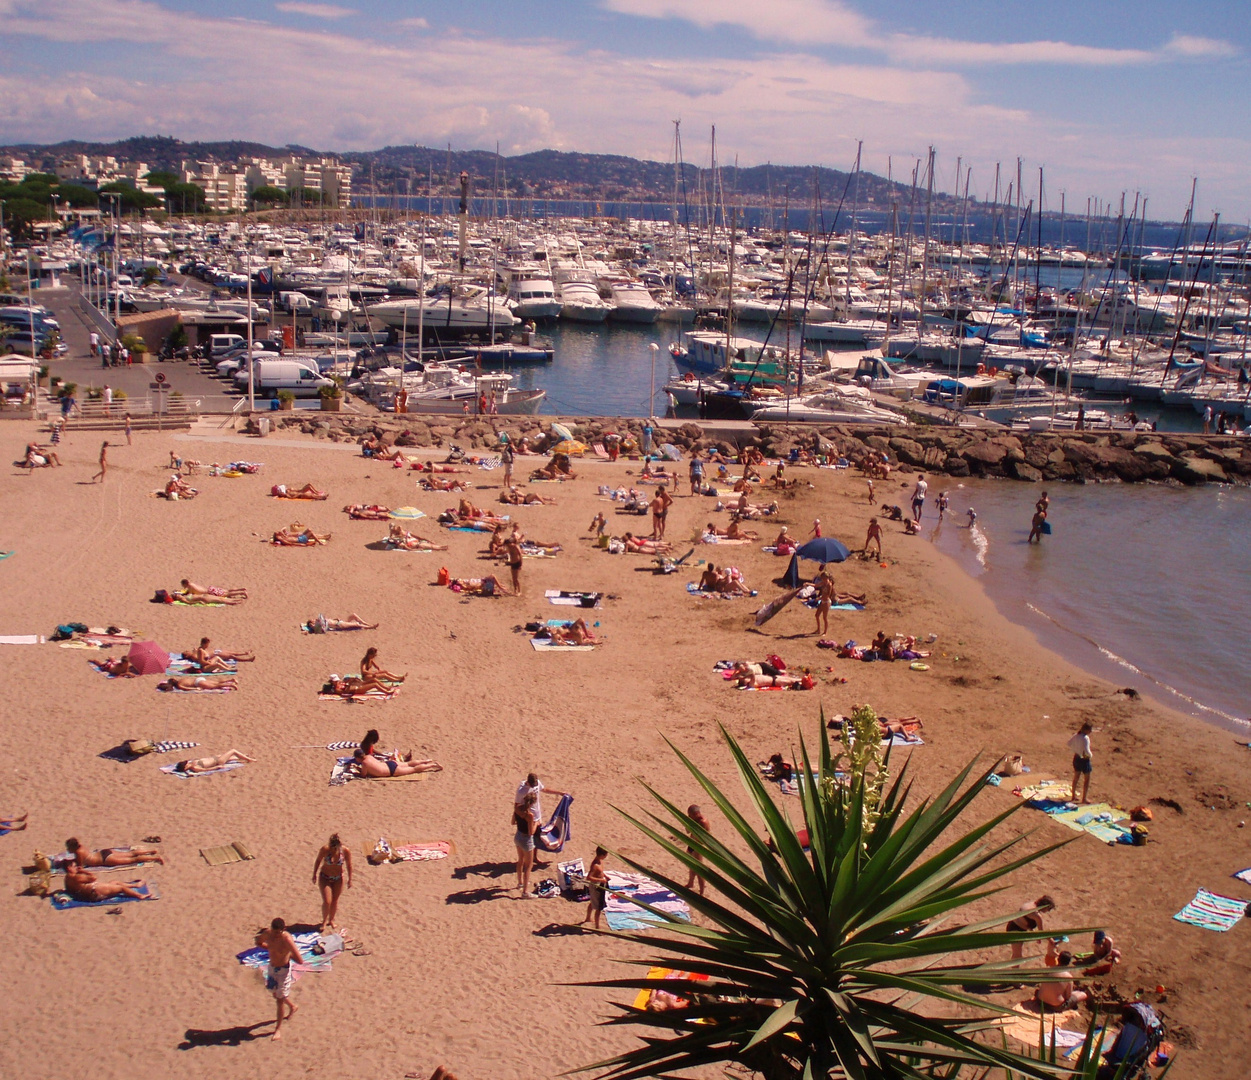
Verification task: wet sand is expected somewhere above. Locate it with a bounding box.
[0,422,1247,1079]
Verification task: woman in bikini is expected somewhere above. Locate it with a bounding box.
[66,837,163,867]
[312,833,352,931]
[172,749,255,772]
[272,524,330,546]
[193,637,254,664]
[180,579,248,600]
[159,674,240,691]
[513,791,539,897]
[351,749,441,777]
[360,647,405,684]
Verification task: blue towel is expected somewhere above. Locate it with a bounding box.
[535,793,573,853]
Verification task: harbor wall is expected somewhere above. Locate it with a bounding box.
[252,409,1251,486]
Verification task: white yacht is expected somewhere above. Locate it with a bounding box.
[371,285,519,335]
[557,277,613,322]
[750,385,903,424]
[349,365,544,415]
[502,265,562,320]
[607,280,661,324]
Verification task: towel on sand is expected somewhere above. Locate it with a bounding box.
[236,931,344,979]
[51,882,159,909]
[530,638,596,652]
[544,590,602,608]
[201,841,256,866]
[604,871,691,931]
[686,582,757,599]
[1173,888,1248,932]
[329,757,432,786]
[361,839,454,863]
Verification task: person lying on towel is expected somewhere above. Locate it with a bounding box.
[172,749,254,772]
[343,504,391,520]
[447,575,508,597]
[158,674,240,692]
[273,483,327,500]
[499,487,555,505]
[322,674,392,696]
[386,524,448,551]
[64,862,153,903]
[532,618,599,646]
[351,748,442,777]
[272,523,331,546]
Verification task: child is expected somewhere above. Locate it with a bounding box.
[588,511,606,536]
[582,846,609,930]
[864,517,883,558]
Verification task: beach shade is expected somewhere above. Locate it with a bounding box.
[127,640,171,675]
[795,536,851,564]
[389,506,426,519]
[549,422,574,442]
[550,439,588,456]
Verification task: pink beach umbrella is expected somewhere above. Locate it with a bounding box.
[127,640,171,676]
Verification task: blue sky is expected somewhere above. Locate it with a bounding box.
[1,0,1246,219]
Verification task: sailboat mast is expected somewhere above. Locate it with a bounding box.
[919,147,935,335]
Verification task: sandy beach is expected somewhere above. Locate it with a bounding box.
[1,420,1248,1080]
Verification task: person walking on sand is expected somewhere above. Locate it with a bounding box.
[910,474,928,522]
[503,535,523,596]
[581,846,609,929]
[313,833,352,931]
[501,439,514,489]
[813,564,834,637]
[1068,722,1093,804]
[650,485,672,540]
[92,441,109,484]
[255,918,302,1040]
[688,452,704,496]
[685,804,712,897]
[124,413,132,446]
[102,384,113,417]
[866,477,874,503]
[810,518,822,539]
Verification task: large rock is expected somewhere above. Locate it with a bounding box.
[1009,460,1043,482]
[1172,454,1228,484]
[889,436,926,466]
[961,441,1011,471]
[944,455,971,477]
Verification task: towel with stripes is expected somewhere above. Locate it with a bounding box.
[477,456,501,470]
[1173,887,1249,932]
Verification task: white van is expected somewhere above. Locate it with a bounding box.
[235,358,333,397]
[209,333,246,357]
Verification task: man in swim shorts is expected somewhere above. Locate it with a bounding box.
[255,918,301,1039]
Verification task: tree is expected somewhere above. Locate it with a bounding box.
[144,170,180,190]
[0,197,48,241]
[580,717,1096,1080]
[250,185,289,208]
[98,181,161,212]
[54,183,99,208]
[162,182,208,214]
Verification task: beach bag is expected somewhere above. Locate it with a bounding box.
[607,538,624,554]
[766,654,786,672]
[1130,806,1153,822]
[125,738,156,757]
[436,566,450,586]
[999,754,1025,777]
[1131,824,1149,846]
[556,858,586,891]
[29,851,53,897]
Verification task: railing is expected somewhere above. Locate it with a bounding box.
[77,292,118,345]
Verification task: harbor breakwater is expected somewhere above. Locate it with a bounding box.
[255,411,1251,486]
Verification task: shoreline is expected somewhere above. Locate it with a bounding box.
[2,420,1248,1080]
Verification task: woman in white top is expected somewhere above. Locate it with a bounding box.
[1068,722,1093,803]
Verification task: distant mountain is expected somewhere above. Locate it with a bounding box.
[2,135,963,214]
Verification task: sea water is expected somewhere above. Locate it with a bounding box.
[921,479,1251,731]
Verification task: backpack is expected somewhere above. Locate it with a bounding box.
[436,566,450,586]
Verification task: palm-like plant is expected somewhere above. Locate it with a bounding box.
[579,716,1103,1080]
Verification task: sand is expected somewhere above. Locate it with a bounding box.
[1,421,1248,1080]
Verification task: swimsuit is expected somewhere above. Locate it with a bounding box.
[386,759,398,776]
[319,847,345,886]
[207,587,226,597]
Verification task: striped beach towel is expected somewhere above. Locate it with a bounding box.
[477,456,501,470]
[154,740,198,754]
[1173,888,1248,932]
[1234,868,1251,887]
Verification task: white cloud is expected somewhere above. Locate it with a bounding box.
[604,0,1233,68]
[0,0,1245,217]
[274,2,356,19]
[398,16,429,29]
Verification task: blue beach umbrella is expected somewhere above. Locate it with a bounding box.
[796,536,851,563]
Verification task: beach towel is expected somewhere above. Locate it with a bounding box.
[700,536,752,545]
[361,839,454,863]
[993,1007,1090,1051]
[530,638,596,652]
[604,871,691,931]
[237,931,343,979]
[318,688,396,703]
[160,761,247,778]
[171,598,226,607]
[100,739,198,764]
[477,456,501,470]
[51,882,159,909]
[1234,868,1251,887]
[201,841,256,866]
[1047,804,1133,845]
[545,590,602,608]
[157,682,236,693]
[329,757,431,786]
[630,967,710,1011]
[0,634,45,644]
[1173,888,1248,932]
[535,794,573,853]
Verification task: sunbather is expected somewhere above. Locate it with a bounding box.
[736,670,814,689]
[361,646,405,684]
[826,713,923,739]
[92,655,136,678]
[170,750,255,773]
[66,838,164,867]
[324,673,393,696]
[192,638,254,664]
[386,523,447,551]
[622,532,673,554]
[698,564,720,591]
[716,566,753,596]
[272,523,331,546]
[421,477,468,492]
[735,492,779,519]
[64,863,152,903]
[164,475,198,499]
[273,483,328,500]
[181,579,247,600]
[157,674,240,691]
[762,753,796,781]
[0,813,28,832]
[172,590,244,606]
[24,443,61,468]
[311,613,379,631]
[343,504,392,520]
[547,618,600,646]
[448,574,508,596]
[499,487,554,505]
[351,748,442,777]
[530,453,576,481]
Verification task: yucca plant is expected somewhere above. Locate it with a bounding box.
[579,716,1107,1080]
